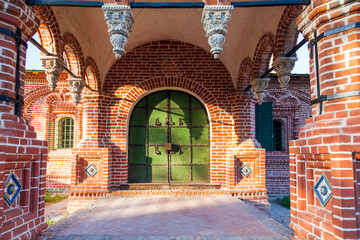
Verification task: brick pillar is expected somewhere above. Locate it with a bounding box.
[291,1,359,239]
[68,91,111,213]
[229,90,268,213]
[0,1,48,239]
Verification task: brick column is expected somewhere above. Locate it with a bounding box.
[68,91,111,213]
[291,1,359,239]
[0,1,48,239]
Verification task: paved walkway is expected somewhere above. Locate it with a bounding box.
[41,196,293,239]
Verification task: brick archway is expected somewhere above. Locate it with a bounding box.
[253,33,276,77]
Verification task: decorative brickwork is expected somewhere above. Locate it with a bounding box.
[0,1,48,239]
[291,0,360,239]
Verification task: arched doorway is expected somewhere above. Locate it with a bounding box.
[128,90,210,183]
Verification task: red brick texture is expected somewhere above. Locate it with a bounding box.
[0,1,47,239]
[291,0,360,239]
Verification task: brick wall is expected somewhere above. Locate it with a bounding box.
[0,0,48,239]
[266,74,311,195]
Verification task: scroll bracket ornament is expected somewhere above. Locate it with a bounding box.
[102,4,134,59]
[272,56,298,91]
[67,78,84,105]
[201,5,233,59]
[41,56,63,91]
[251,78,270,105]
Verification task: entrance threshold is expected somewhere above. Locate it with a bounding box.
[119,183,221,191]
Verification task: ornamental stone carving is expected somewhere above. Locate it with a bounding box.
[251,78,270,105]
[201,5,233,59]
[102,4,134,59]
[41,56,63,91]
[67,78,84,104]
[273,56,297,91]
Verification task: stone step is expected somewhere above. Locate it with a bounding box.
[108,189,229,197]
[118,183,222,191]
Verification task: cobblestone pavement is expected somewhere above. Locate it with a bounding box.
[41,196,293,240]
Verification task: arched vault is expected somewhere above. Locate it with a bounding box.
[49,4,289,89]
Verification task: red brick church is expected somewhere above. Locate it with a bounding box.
[1,0,359,239]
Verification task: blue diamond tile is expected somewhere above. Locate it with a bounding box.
[239,163,252,178]
[314,174,332,207]
[4,173,22,206]
[85,163,98,177]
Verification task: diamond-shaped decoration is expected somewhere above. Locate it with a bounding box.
[4,173,22,206]
[85,163,98,177]
[314,174,332,207]
[239,163,252,178]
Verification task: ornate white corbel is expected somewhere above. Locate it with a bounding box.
[201,5,233,59]
[272,56,298,91]
[251,78,270,105]
[102,4,134,59]
[67,78,84,104]
[40,56,63,91]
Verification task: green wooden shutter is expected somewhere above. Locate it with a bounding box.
[255,102,273,152]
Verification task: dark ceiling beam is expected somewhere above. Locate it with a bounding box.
[26,0,310,8]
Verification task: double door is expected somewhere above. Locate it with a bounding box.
[128,90,210,183]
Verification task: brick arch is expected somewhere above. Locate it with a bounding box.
[274,6,303,59]
[62,32,85,77]
[44,92,62,106]
[237,57,253,90]
[117,76,220,122]
[252,32,276,78]
[24,85,52,114]
[83,56,100,91]
[33,6,62,56]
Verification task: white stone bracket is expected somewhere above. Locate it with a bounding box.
[103,4,134,59]
[272,56,298,91]
[251,78,270,105]
[201,5,233,59]
[41,56,63,91]
[67,78,85,104]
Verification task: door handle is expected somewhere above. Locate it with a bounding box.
[155,146,161,155]
[155,117,161,126]
[178,117,183,126]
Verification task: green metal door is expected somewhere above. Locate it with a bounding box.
[128,90,210,183]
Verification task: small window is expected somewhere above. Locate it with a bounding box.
[58,117,74,149]
[273,120,282,151]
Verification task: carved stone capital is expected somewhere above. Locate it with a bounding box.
[102,4,134,59]
[67,78,84,104]
[201,5,233,59]
[40,56,63,91]
[272,56,297,91]
[251,78,270,105]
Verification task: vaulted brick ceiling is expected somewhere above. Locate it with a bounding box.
[51,2,286,86]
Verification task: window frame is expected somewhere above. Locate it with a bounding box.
[55,115,76,150]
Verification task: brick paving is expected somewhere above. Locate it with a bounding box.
[41,196,293,240]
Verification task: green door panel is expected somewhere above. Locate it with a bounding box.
[171,146,190,164]
[192,109,208,126]
[171,128,190,145]
[192,128,209,145]
[193,165,210,182]
[170,91,189,108]
[148,92,167,108]
[149,109,167,127]
[170,109,190,127]
[130,109,147,126]
[191,96,203,108]
[129,128,146,144]
[148,146,167,164]
[171,166,191,182]
[128,165,148,183]
[192,147,209,164]
[129,146,146,164]
[149,128,167,144]
[151,166,168,182]
[129,90,210,183]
